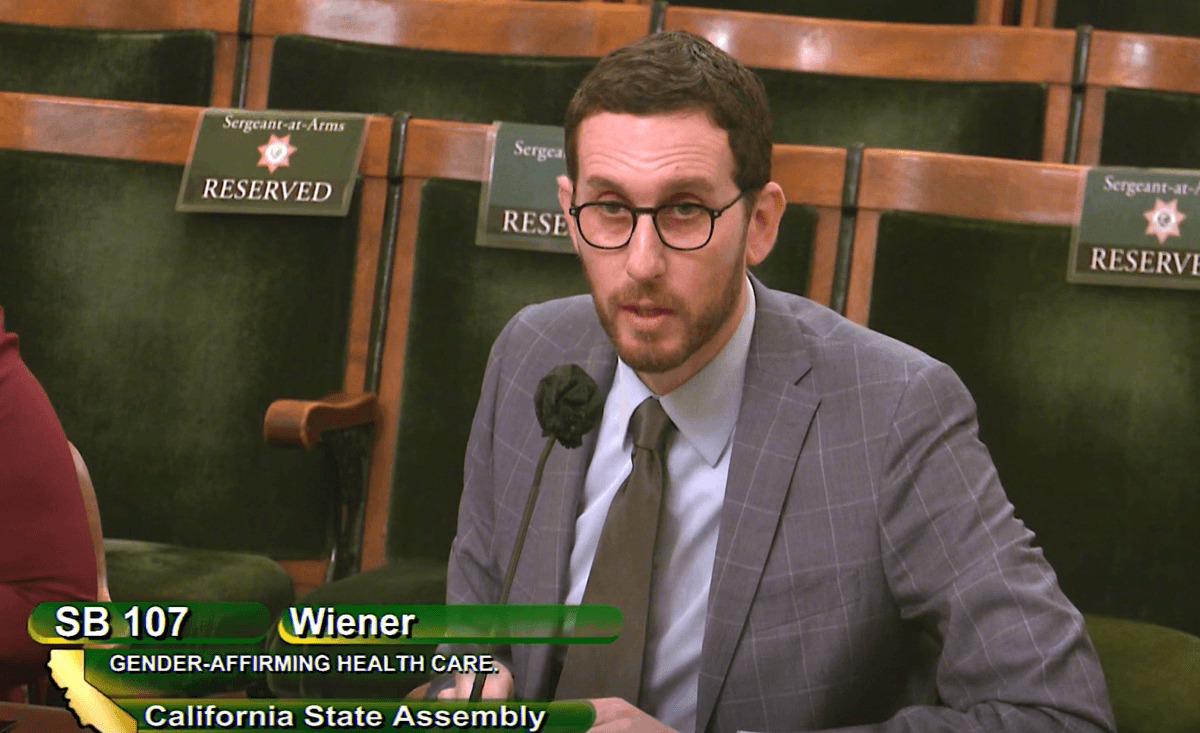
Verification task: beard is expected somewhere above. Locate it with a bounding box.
[584,242,746,375]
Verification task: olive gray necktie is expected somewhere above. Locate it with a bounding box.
[556,396,676,703]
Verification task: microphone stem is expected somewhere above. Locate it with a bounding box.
[469,434,557,702]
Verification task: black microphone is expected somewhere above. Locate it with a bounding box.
[466,364,603,702]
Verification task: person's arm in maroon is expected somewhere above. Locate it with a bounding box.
[0,314,97,692]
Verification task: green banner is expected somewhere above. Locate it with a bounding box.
[476,122,575,254]
[1069,166,1200,289]
[29,602,269,645]
[177,109,367,216]
[79,649,474,697]
[115,699,593,732]
[277,605,621,644]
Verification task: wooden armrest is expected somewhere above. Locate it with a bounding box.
[264,392,377,448]
[67,442,110,602]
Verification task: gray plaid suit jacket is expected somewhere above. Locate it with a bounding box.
[446,278,1115,733]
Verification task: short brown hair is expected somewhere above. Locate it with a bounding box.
[564,31,772,194]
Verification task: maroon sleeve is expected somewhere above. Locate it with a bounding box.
[0,310,97,692]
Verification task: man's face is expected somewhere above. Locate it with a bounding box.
[558,109,780,394]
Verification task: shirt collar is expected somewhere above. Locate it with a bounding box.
[612,277,756,467]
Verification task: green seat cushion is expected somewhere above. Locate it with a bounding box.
[267,35,595,123]
[1054,0,1200,37]
[288,559,447,607]
[105,539,296,620]
[1099,88,1200,168]
[865,211,1200,636]
[1084,615,1200,733]
[265,558,447,698]
[0,22,215,105]
[758,69,1046,160]
[666,0,975,23]
[104,539,296,697]
[0,149,359,558]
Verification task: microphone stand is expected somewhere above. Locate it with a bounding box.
[468,434,558,701]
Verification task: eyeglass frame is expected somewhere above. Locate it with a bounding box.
[567,190,748,251]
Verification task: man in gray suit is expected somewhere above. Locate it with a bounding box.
[441,31,1115,733]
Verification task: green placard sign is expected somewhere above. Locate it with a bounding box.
[1069,166,1200,289]
[29,602,270,645]
[277,604,621,644]
[177,109,367,216]
[82,650,477,696]
[116,699,595,733]
[477,122,574,254]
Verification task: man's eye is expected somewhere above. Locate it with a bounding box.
[597,202,627,216]
[668,203,705,218]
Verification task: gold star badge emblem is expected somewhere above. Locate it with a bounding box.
[1143,198,1187,245]
[256,134,297,174]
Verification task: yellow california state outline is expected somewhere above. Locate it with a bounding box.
[46,649,136,733]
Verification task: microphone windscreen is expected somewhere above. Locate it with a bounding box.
[534,364,603,449]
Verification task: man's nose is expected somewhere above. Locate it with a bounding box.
[624,213,667,282]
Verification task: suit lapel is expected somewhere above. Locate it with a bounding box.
[511,305,616,698]
[511,303,617,607]
[696,282,820,733]
[546,338,618,604]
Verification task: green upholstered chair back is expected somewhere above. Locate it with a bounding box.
[1098,88,1200,167]
[759,70,1046,160]
[374,121,590,563]
[1077,31,1200,167]
[245,0,650,111]
[267,36,595,124]
[386,174,590,560]
[849,150,1200,637]
[657,0,981,24]
[0,95,381,562]
[664,9,1078,163]
[0,22,215,105]
[1052,0,1200,36]
[362,121,843,567]
[0,2,244,106]
[0,157,353,556]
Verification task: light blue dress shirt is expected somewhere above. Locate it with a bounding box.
[566,280,756,733]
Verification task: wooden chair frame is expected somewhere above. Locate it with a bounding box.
[769,145,847,307]
[845,148,1085,324]
[977,0,1011,24]
[357,117,845,570]
[245,0,651,109]
[1020,0,1056,26]
[0,91,399,592]
[664,8,1077,162]
[0,0,244,107]
[1076,30,1200,164]
[67,442,109,603]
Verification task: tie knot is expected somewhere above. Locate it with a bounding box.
[629,397,675,453]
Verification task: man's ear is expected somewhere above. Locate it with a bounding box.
[557,174,582,257]
[745,182,786,266]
